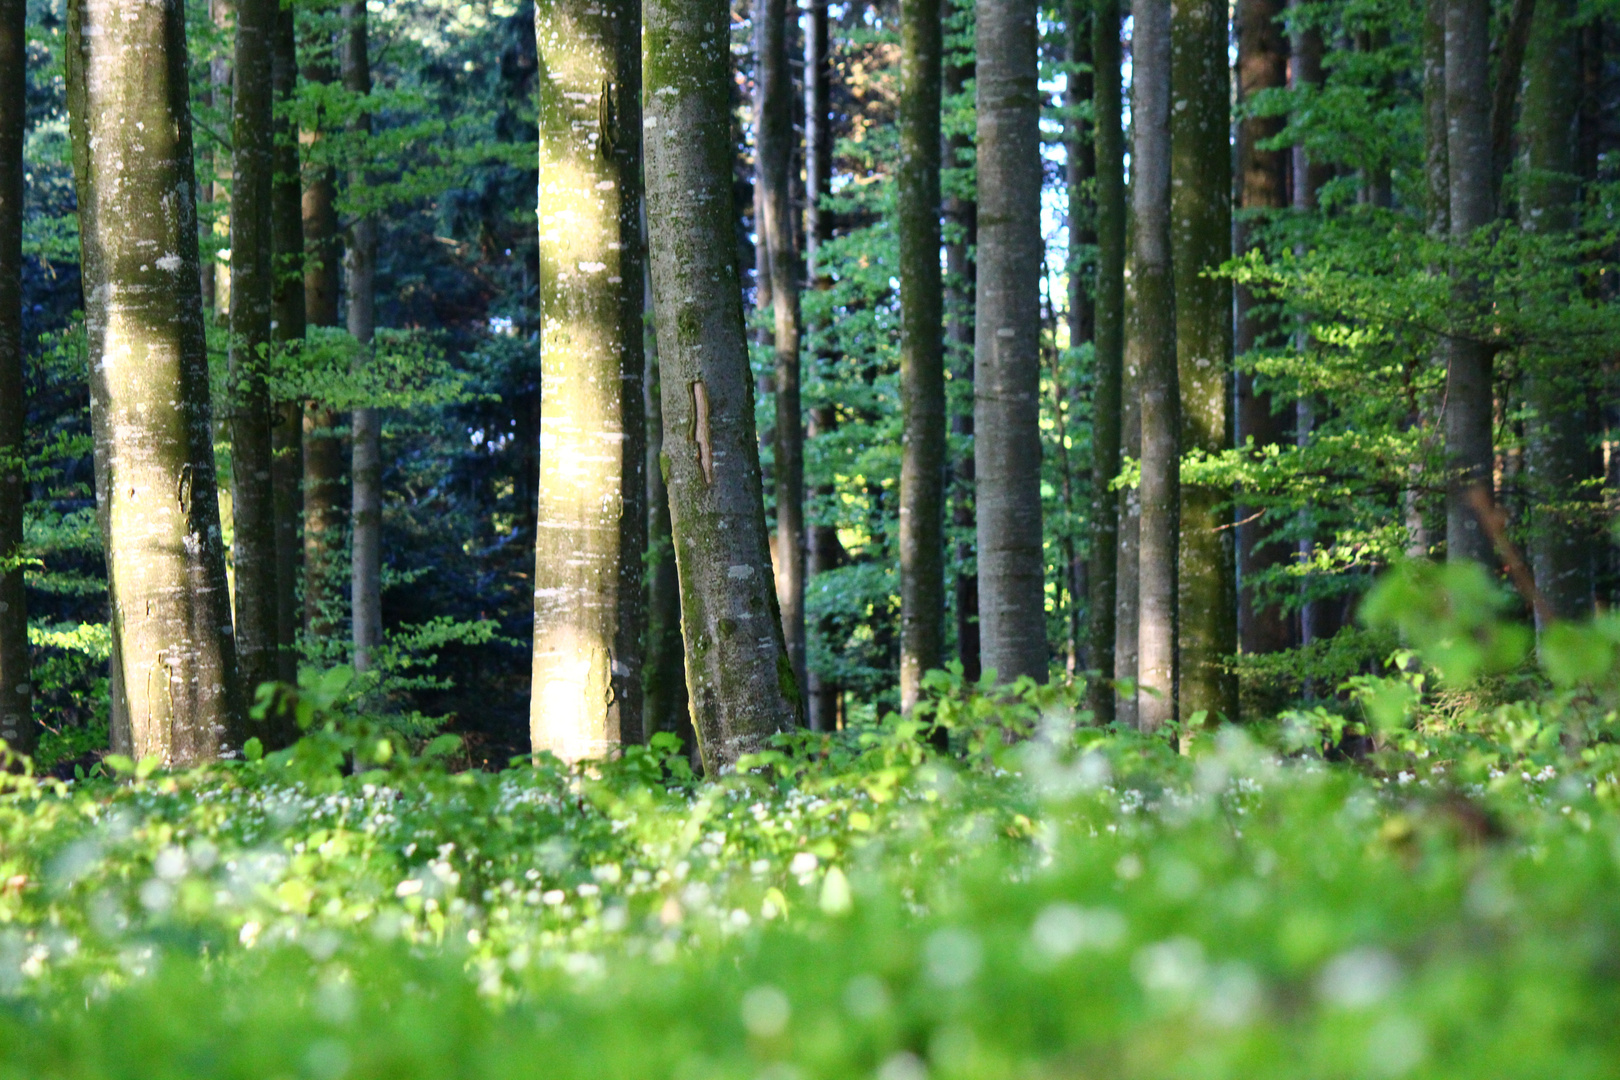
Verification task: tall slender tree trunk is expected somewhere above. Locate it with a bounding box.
[67,0,244,763]
[342,0,381,670]
[758,0,806,700]
[1171,0,1235,726]
[1064,0,1093,676]
[944,40,979,682]
[300,37,345,643]
[229,0,280,697]
[644,0,800,768]
[1088,0,1123,722]
[1290,0,1327,645]
[1114,220,1140,729]
[1413,0,1447,559]
[1443,0,1495,568]
[270,0,304,688]
[897,0,944,710]
[1235,0,1291,657]
[974,0,1047,684]
[1522,0,1594,624]
[0,0,31,755]
[530,0,647,761]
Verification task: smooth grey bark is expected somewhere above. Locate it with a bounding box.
[944,41,979,682]
[1132,0,1176,732]
[67,0,245,763]
[644,0,799,769]
[0,0,30,754]
[897,0,944,710]
[1088,0,1123,722]
[229,0,279,697]
[342,0,381,670]
[1172,0,1235,726]
[1235,0,1292,658]
[1443,0,1495,568]
[758,0,806,703]
[270,0,303,688]
[974,0,1047,684]
[1522,0,1594,624]
[530,0,646,760]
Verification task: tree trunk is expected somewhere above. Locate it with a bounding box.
[758,0,806,701]
[1522,0,1594,624]
[644,0,800,768]
[1444,0,1494,568]
[270,0,304,689]
[0,0,30,755]
[1090,0,1123,723]
[1114,240,1140,729]
[1412,0,1447,560]
[1172,0,1235,726]
[1235,0,1291,658]
[67,0,244,763]
[342,0,381,671]
[530,0,647,761]
[1065,0,1094,676]
[229,0,280,698]
[944,39,979,683]
[300,37,345,644]
[897,0,944,710]
[974,0,1047,684]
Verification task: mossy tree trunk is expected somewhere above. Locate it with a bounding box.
[269,0,304,689]
[530,0,647,760]
[644,0,799,769]
[0,0,30,754]
[974,0,1047,684]
[1131,0,1177,732]
[1171,0,1235,726]
[897,0,944,710]
[66,0,245,763]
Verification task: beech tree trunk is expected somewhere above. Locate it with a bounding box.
[1235,0,1291,657]
[343,0,381,670]
[1063,0,1093,675]
[944,41,979,682]
[1114,214,1140,729]
[758,0,806,699]
[1443,0,1494,568]
[1522,0,1594,624]
[1172,0,1235,725]
[1088,0,1123,722]
[1132,0,1177,732]
[530,0,647,760]
[644,0,800,768]
[229,0,280,696]
[897,0,944,710]
[270,0,304,687]
[974,0,1047,684]
[67,0,244,763]
[0,0,30,754]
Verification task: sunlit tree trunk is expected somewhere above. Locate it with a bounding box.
[530,0,647,760]
[1235,0,1291,657]
[0,0,30,755]
[1443,0,1494,567]
[1088,0,1123,722]
[342,0,381,670]
[229,0,280,697]
[644,0,800,768]
[759,0,806,700]
[975,0,1047,684]
[897,0,944,710]
[67,0,244,763]
[944,36,979,682]
[270,0,304,688]
[1172,0,1235,726]
[1522,0,1595,624]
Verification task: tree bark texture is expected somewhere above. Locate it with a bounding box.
[229,0,280,697]
[0,0,31,754]
[1235,0,1291,658]
[270,0,304,687]
[944,44,979,683]
[897,0,944,711]
[644,0,800,769]
[1132,0,1177,731]
[643,257,691,749]
[974,0,1047,684]
[67,0,245,763]
[1443,0,1494,568]
[531,0,647,760]
[1522,0,1595,624]
[342,0,381,671]
[1087,0,1123,722]
[1066,2,1094,351]
[1171,0,1235,725]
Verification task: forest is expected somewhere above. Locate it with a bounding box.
[4,0,1620,1074]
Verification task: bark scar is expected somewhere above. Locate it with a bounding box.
[690,380,713,484]
[176,463,194,514]
[598,80,616,160]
